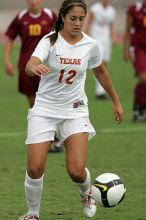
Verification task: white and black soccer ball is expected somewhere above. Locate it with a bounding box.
[92,173,126,208]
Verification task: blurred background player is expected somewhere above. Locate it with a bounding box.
[124,0,146,122]
[4,0,63,151]
[85,0,116,99]
[4,0,56,107]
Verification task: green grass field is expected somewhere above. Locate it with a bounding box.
[0,43,146,220]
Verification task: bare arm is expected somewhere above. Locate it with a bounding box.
[84,11,94,36]
[4,37,15,76]
[123,14,133,62]
[25,56,50,77]
[92,63,123,123]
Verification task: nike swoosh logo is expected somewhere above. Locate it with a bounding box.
[94,184,108,192]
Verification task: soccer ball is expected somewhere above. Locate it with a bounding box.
[92,173,126,208]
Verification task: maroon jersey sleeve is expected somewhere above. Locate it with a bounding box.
[5,14,20,40]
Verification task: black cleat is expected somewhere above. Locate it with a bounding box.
[48,144,64,153]
[95,94,109,100]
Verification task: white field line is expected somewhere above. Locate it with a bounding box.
[0,132,25,138]
[96,127,145,134]
[0,127,145,138]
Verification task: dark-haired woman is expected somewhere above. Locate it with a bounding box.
[20,0,123,219]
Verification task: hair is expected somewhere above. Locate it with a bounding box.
[48,0,87,45]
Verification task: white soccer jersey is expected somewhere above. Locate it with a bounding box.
[90,2,115,42]
[30,32,102,119]
[89,2,115,61]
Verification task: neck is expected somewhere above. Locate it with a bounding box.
[60,30,83,45]
[29,8,42,15]
[102,3,108,8]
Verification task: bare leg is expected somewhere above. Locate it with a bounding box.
[64,133,88,183]
[64,133,96,217]
[27,141,52,178]
[24,141,52,218]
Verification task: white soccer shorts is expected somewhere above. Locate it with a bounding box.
[25,115,96,144]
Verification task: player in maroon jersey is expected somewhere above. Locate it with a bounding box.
[4,0,56,106]
[4,0,63,152]
[124,0,146,121]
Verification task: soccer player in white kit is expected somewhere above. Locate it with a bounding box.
[19,0,123,219]
[85,0,116,99]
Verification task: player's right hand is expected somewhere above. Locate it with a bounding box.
[123,49,130,62]
[34,64,50,77]
[5,62,15,76]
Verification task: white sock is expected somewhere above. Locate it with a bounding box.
[76,167,91,196]
[25,172,44,217]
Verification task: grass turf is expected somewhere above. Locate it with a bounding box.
[0,43,146,220]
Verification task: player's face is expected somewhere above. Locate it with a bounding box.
[62,6,86,37]
[101,0,110,6]
[27,0,43,13]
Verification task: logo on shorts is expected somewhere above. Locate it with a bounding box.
[73,100,84,108]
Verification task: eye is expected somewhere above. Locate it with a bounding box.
[79,17,85,21]
[70,17,76,21]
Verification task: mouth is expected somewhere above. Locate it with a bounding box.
[73,28,80,32]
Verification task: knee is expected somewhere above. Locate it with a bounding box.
[67,165,85,183]
[27,165,44,179]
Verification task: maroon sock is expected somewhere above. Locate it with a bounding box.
[134,82,146,108]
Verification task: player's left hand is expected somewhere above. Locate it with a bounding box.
[113,103,123,124]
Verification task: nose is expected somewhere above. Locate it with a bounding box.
[75,18,81,26]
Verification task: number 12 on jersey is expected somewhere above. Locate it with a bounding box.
[58,69,77,84]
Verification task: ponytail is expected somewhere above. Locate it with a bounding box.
[49,13,63,45]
